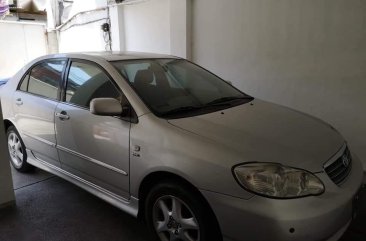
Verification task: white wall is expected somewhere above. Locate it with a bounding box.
[0,21,47,79]
[109,4,125,51]
[58,7,109,53]
[170,0,191,59]
[56,0,191,56]
[192,0,366,165]
[58,21,108,52]
[57,0,110,53]
[123,0,171,54]
[67,0,108,17]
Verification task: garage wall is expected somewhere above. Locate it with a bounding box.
[123,0,171,54]
[56,0,190,56]
[57,0,171,53]
[0,21,48,79]
[192,0,366,165]
[58,20,108,53]
[67,0,107,17]
[57,3,110,53]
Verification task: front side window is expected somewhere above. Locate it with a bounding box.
[19,73,30,92]
[26,60,66,99]
[66,61,121,108]
[112,59,253,118]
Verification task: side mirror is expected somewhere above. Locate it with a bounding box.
[90,98,124,116]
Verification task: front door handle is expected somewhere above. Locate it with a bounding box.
[15,98,23,106]
[55,111,70,120]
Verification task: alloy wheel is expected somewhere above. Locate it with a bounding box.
[153,195,200,241]
[8,132,24,168]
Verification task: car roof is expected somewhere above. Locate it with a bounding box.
[40,51,179,62]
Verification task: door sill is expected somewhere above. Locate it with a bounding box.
[26,149,139,217]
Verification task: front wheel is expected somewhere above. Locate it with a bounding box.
[145,182,222,241]
[7,126,33,172]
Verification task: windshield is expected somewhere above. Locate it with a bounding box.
[111,59,253,118]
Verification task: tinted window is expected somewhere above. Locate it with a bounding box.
[112,59,252,118]
[66,61,120,108]
[19,73,30,91]
[28,60,66,99]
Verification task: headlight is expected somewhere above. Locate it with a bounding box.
[233,163,325,199]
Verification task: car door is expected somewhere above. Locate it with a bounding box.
[13,59,67,167]
[55,60,130,199]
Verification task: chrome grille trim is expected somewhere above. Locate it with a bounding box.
[324,144,352,185]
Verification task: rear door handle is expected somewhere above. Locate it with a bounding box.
[55,111,70,120]
[15,98,23,106]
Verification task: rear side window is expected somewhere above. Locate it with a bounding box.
[25,60,66,100]
[65,61,120,108]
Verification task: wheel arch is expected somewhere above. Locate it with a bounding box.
[3,119,15,131]
[137,171,222,237]
[138,171,196,206]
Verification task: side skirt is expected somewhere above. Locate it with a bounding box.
[26,149,139,217]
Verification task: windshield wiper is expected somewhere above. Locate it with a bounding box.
[161,96,253,117]
[162,105,203,116]
[205,96,252,106]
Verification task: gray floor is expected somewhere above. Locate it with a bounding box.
[0,167,365,241]
[0,167,150,241]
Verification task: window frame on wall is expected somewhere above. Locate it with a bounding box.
[17,58,68,101]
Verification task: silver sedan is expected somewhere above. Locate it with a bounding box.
[1,52,363,241]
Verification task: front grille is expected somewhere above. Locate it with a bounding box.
[324,147,352,185]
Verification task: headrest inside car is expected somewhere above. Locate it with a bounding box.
[134,69,154,86]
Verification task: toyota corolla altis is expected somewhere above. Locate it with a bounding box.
[1,52,363,241]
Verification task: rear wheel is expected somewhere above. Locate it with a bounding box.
[145,182,222,241]
[7,126,33,172]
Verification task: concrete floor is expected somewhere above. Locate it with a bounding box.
[0,167,150,241]
[0,167,365,241]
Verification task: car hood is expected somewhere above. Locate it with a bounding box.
[168,99,344,172]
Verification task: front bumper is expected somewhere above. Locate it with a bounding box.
[201,154,364,241]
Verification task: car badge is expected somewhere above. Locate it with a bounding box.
[342,154,350,167]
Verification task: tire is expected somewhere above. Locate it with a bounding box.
[6,126,33,172]
[145,181,222,241]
